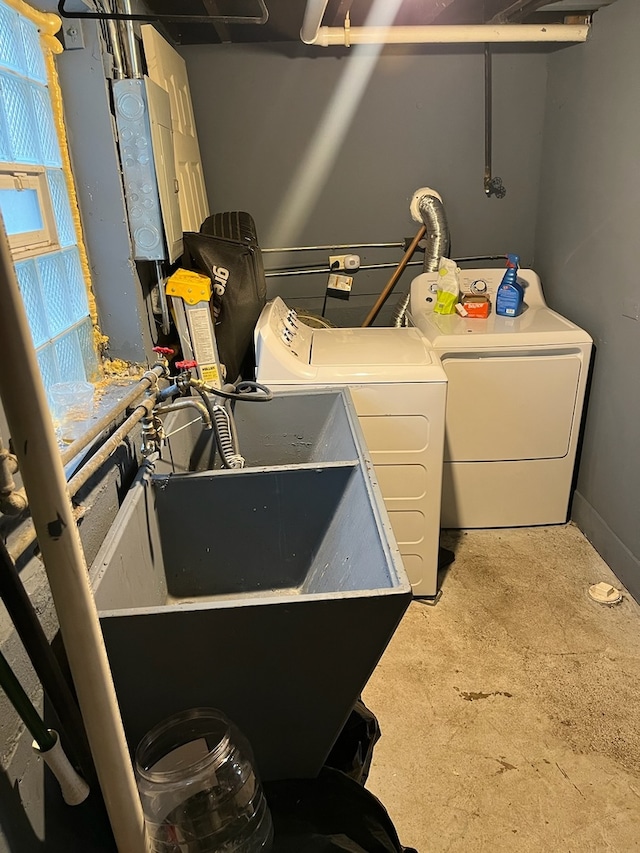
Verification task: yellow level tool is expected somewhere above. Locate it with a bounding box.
[166,269,223,388]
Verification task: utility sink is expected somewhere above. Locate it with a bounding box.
[91,389,410,780]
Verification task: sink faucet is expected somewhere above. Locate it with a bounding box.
[154,398,212,431]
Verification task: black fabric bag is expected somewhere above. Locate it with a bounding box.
[182,211,267,382]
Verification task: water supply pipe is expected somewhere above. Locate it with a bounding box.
[7,396,160,563]
[66,397,156,498]
[303,21,589,45]
[0,433,27,516]
[60,366,165,467]
[300,0,588,45]
[119,0,142,78]
[154,398,212,430]
[300,0,330,44]
[0,220,147,852]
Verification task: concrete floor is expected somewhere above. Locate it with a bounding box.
[363,524,640,852]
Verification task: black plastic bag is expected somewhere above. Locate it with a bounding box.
[325,699,381,785]
[182,212,266,381]
[265,767,417,853]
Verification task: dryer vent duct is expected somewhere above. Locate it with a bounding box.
[393,189,450,327]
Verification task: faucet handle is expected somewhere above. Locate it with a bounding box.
[175,359,198,371]
[153,346,174,356]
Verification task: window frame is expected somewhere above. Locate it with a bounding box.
[0,164,58,257]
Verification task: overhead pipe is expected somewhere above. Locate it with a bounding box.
[263,241,404,253]
[119,0,142,78]
[484,44,506,198]
[300,0,330,44]
[0,218,147,851]
[303,19,588,46]
[106,16,126,80]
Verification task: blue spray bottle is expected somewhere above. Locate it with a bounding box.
[495,254,523,317]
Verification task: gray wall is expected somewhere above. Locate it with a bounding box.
[54,18,156,362]
[182,43,548,324]
[55,21,152,362]
[534,0,640,597]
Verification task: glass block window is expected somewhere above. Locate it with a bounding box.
[0,0,97,404]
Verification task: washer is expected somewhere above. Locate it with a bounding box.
[255,296,448,597]
[409,268,593,529]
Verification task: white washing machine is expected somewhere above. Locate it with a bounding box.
[255,297,448,597]
[409,268,593,529]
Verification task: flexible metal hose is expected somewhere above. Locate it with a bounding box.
[392,192,450,326]
[212,403,244,469]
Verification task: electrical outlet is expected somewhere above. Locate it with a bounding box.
[327,274,353,300]
[61,19,84,50]
[329,254,360,272]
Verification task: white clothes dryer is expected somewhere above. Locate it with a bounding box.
[255,297,448,597]
[409,268,592,529]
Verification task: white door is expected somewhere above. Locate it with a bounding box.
[146,77,182,262]
[141,25,209,233]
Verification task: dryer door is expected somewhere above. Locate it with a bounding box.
[442,351,582,462]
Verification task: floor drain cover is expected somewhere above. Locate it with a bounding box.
[588,582,622,605]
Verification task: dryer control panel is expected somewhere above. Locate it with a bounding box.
[410,267,546,313]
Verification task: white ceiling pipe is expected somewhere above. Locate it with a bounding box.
[300,0,330,44]
[309,23,589,46]
[0,219,148,852]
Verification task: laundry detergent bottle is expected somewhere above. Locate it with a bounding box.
[495,254,523,317]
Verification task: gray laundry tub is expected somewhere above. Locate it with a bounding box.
[91,389,410,780]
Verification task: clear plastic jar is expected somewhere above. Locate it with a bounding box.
[135,708,273,853]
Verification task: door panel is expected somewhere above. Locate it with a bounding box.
[442,353,581,462]
[146,77,182,263]
[141,25,209,233]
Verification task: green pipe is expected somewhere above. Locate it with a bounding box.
[0,649,55,751]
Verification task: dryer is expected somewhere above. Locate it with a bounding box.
[409,268,592,529]
[255,297,448,597]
